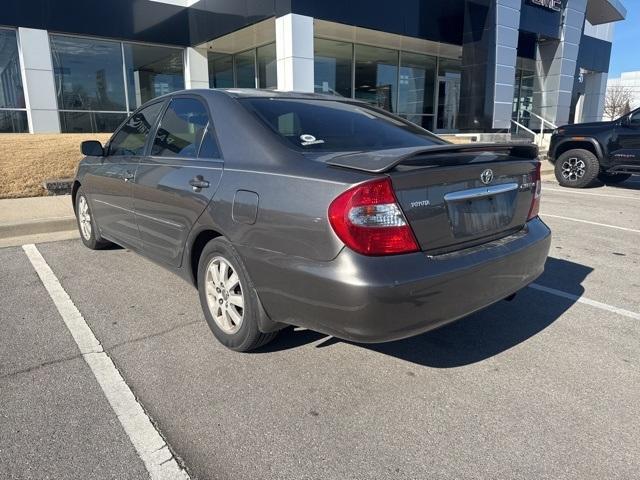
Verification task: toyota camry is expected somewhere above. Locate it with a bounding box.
[73,89,551,351]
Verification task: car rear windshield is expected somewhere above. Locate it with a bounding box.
[239,98,444,152]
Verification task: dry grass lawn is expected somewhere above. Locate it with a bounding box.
[0,133,110,199]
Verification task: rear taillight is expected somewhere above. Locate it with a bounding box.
[328,177,419,256]
[527,162,542,220]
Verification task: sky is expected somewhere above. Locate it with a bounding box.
[608,2,640,78]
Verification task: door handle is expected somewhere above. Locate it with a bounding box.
[123,170,134,182]
[189,176,210,191]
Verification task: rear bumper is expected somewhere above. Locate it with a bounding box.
[239,218,551,343]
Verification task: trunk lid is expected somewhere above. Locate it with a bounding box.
[326,144,540,255]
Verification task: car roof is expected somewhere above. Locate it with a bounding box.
[154,88,350,103]
[217,88,345,101]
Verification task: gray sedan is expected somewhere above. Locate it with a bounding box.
[73,89,551,351]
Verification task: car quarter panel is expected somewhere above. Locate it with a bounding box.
[193,91,369,263]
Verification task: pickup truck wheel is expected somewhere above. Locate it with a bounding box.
[555,149,600,188]
[598,172,632,184]
[197,238,278,352]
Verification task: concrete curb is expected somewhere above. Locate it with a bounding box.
[0,216,77,240]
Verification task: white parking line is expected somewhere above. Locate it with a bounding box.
[541,213,640,233]
[543,187,640,201]
[22,244,190,480]
[529,283,640,320]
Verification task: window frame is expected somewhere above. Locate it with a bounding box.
[147,94,223,161]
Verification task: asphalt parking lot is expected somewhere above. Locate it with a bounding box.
[1,177,639,480]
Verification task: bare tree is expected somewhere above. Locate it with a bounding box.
[604,85,634,120]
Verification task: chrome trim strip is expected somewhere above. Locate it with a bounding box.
[444,182,519,202]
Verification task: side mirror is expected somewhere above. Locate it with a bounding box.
[620,115,631,127]
[81,140,104,157]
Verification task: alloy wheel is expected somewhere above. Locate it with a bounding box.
[205,256,245,334]
[561,157,586,182]
[78,196,92,240]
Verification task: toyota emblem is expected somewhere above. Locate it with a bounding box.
[480,169,494,185]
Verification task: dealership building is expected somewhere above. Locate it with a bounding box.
[0,0,626,135]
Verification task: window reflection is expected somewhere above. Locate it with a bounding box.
[59,111,127,134]
[208,53,233,88]
[109,102,164,156]
[0,28,27,133]
[50,35,126,111]
[0,110,28,133]
[0,29,26,109]
[314,39,352,97]
[437,58,462,131]
[235,50,256,88]
[152,98,209,158]
[354,45,398,112]
[398,52,436,131]
[124,43,184,109]
[257,44,277,89]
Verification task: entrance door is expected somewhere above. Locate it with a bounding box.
[512,66,535,129]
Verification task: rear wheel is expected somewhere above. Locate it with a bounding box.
[75,187,111,249]
[555,149,600,188]
[197,238,277,352]
[598,172,632,184]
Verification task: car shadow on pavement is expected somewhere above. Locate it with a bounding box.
[258,257,593,368]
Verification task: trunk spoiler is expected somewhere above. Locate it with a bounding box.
[325,143,539,173]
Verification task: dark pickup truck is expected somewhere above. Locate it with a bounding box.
[548,107,640,188]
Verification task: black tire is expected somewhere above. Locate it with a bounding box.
[197,237,277,352]
[554,149,600,188]
[598,172,632,184]
[75,187,112,250]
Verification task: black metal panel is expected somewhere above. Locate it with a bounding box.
[577,34,612,73]
[517,31,537,60]
[0,0,191,45]
[458,0,495,131]
[289,0,466,45]
[187,0,287,46]
[0,0,284,46]
[519,2,562,39]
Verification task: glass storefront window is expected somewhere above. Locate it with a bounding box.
[436,58,462,131]
[50,35,127,111]
[0,28,27,133]
[50,34,186,133]
[0,110,28,133]
[314,39,352,97]
[0,29,26,109]
[354,45,398,112]
[59,111,127,134]
[124,43,184,109]
[208,53,234,88]
[235,50,256,88]
[398,52,436,130]
[257,43,277,89]
[512,57,536,129]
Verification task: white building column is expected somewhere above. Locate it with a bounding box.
[184,47,210,89]
[580,71,608,122]
[275,14,314,92]
[17,28,60,133]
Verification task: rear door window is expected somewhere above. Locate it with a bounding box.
[151,98,213,158]
[239,98,444,152]
[108,101,164,156]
